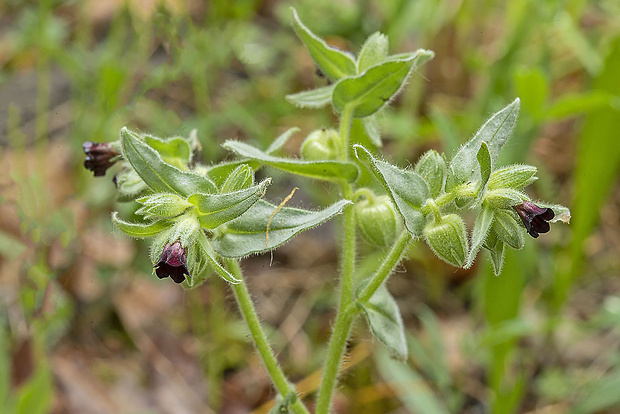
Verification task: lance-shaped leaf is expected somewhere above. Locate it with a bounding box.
[112,212,172,238]
[473,141,492,206]
[333,50,434,118]
[144,135,191,168]
[212,199,351,257]
[447,99,520,191]
[207,129,300,187]
[358,283,408,360]
[291,8,356,81]
[355,145,429,237]
[484,231,506,276]
[465,204,495,268]
[286,84,335,109]
[223,140,359,182]
[188,179,271,229]
[196,231,240,284]
[357,32,389,73]
[265,127,301,155]
[120,128,217,196]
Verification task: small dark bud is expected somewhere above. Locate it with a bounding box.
[513,201,555,238]
[83,141,119,176]
[155,241,190,284]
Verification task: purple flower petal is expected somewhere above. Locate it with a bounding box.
[513,201,555,238]
[154,241,190,284]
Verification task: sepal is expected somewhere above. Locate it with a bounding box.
[423,214,468,267]
[136,193,192,220]
[112,212,172,238]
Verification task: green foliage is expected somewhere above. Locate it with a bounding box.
[211,200,351,257]
[189,180,270,229]
[358,284,408,360]
[120,128,217,196]
[332,52,433,117]
[223,140,359,182]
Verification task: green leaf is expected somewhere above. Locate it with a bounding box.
[286,85,335,109]
[120,128,217,196]
[220,164,255,193]
[357,32,389,73]
[362,115,382,147]
[477,141,492,189]
[266,127,301,155]
[212,199,351,257]
[144,135,191,167]
[354,145,428,237]
[333,50,434,117]
[223,140,359,182]
[475,141,492,205]
[447,99,520,191]
[136,193,192,220]
[112,212,172,238]
[197,232,240,284]
[291,8,356,81]
[359,284,407,359]
[484,231,506,275]
[188,180,270,229]
[465,204,495,268]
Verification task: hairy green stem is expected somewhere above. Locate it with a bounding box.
[336,104,355,160]
[226,259,309,414]
[315,188,356,414]
[315,105,357,414]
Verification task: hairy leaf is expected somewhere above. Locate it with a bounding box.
[212,199,351,257]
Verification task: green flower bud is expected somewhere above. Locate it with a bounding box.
[300,129,338,161]
[221,164,255,193]
[136,193,192,220]
[488,164,537,190]
[484,188,527,209]
[492,210,525,249]
[355,195,399,247]
[423,214,468,267]
[414,150,447,198]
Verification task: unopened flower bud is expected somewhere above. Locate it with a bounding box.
[355,195,398,247]
[136,194,192,220]
[414,150,446,198]
[484,188,527,210]
[488,164,537,190]
[423,214,468,267]
[83,141,120,176]
[221,164,255,193]
[300,129,338,161]
[513,201,555,238]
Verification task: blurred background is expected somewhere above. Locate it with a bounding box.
[1,0,619,413]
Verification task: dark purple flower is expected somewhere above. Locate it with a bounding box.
[155,241,190,284]
[83,141,119,176]
[513,201,555,238]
